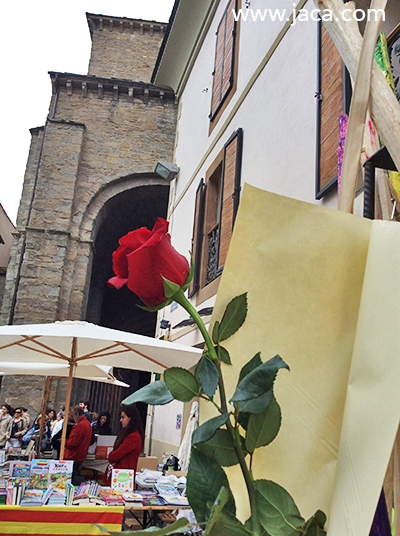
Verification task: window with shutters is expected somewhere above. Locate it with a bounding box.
[209,0,239,133]
[315,19,351,199]
[189,129,243,303]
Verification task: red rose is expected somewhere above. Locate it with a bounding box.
[108,218,190,307]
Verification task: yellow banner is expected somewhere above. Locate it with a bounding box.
[205,184,400,536]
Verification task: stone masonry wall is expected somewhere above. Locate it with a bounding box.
[87,15,165,82]
[0,83,176,326]
[0,13,176,419]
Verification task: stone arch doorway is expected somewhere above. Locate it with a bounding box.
[84,182,170,430]
[86,182,170,334]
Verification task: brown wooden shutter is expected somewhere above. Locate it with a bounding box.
[188,179,205,298]
[316,20,349,198]
[210,0,237,121]
[217,128,243,270]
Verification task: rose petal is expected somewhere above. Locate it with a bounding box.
[107,276,128,289]
[119,228,152,250]
[112,246,130,279]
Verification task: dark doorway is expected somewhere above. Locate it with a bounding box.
[85,181,170,435]
[86,182,169,334]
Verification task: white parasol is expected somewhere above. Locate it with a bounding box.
[0,320,202,457]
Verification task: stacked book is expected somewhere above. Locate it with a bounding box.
[0,479,6,504]
[47,487,66,506]
[6,478,29,505]
[156,482,189,507]
[20,486,53,506]
[98,487,125,506]
[72,481,103,506]
[122,491,144,503]
[65,482,74,506]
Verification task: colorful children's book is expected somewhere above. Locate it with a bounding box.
[48,460,73,489]
[9,461,31,478]
[29,459,50,489]
[111,468,134,493]
[20,488,45,506]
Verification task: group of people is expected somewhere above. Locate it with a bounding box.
[0,403,68,451]
[0,399,143,486]
[62,403,143,485]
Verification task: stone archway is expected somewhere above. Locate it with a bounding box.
[82,180,170,431]
[85,181,170,334]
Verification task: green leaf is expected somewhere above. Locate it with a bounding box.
[162,276,181,298]
[238,352,263,384]
[96,517,190,535]
[230,355,289,404]
[255,480,305,536]
[192,413,230,446]
[207,508,253,536]
[245,396,281,453]
[244,518,270,536]
[205,486,230,535]
[218,293,247,342]
[164,367,200,402]
[239,390,273,414]
[212,321,220,345]
[302,510,327,536]
[187,447,235,524]
[121,381,173,405]
[196,429,245,467]
[181,253,195,293]
[237,412,250,431]
[198,354,219,398]
[216,345,232,365]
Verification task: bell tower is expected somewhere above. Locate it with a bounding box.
[0,13,177,415]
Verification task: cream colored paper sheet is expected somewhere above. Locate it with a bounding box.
[204,184,400,535]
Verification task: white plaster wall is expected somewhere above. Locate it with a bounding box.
[151,397,184,447]
[166,0,399,338]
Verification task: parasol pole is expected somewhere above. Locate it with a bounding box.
[37,375,52,457]
[59,337,77,460]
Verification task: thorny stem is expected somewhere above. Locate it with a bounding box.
[174,289,262,536]
[199,394,222,413]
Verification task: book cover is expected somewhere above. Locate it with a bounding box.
[10,461,31,479]
[20,488,45,506]
[29,460,50,489]
[111,468,134,493]
[95,446,113,460]
[48,460,73,489]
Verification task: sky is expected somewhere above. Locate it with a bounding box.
[1,0,175,225]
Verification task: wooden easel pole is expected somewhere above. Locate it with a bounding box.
[313,0,400,177]
[59,338,77,460]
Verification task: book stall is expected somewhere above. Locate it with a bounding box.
[0,451,190,535]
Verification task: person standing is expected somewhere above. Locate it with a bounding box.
[0,404,13,448]
[105,405,143,486]
[21,407,31,430]
[78,400,91,423]
[92,411,112,436]
[5,407,29,448]
[64,406,92,485]
[46,408,57,432]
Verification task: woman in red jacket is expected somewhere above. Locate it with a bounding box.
[105,404,143,486]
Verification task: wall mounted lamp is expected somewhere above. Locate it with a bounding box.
[154,161,180,181]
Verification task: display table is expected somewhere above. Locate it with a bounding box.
[0,505,124,535]
[124,502,190,529]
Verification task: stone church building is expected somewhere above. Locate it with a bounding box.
[0,13,177,427]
